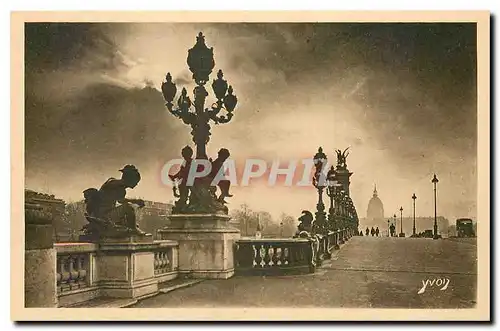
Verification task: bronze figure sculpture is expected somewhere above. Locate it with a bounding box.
[81,165,146,240]
[296,210,314,235]
[169,146,194,213]
[335,147,350,169]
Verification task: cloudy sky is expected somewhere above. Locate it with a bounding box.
[24,22,477,223]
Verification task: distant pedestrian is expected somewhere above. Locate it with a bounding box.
[371,227,375,237]
[359,231,363,236]
[366,227,369,236]
[375,227,380,237]
[389,223,396,237]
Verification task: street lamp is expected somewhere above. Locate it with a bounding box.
[399,207,404,237]
[393,214,397,237]
[412,193,417,236]
[161,32,238,214]
[326,166,337,230]
[387,219,390,237]
[312,147,328,234]
[162,32,237,160]
[432,174,439,239]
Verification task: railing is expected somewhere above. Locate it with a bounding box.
[154,250,172,275]
[314,229,347,264]
[55,243,99,307]
[153,240,178,280]
[55,243,97,295]
[235,228,355,276]
[55,240,179,307]
[234,238,316,275]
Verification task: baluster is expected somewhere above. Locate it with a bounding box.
[160,251,165,273]
[324,236,331,259]
[234,243,242,268]
[154,252,159,274]
[286,244,293,267]
[252,245,257,267]
[308,241,317,272]
[68,256,79,290]
[262,244,271,268]
[254,244,263,269]
[60,256,70,292]
[158,252,164,273]
[163,251,169,272]
[165,250,171,272]
[281,244,291,267]
[275,247,282,266]
[296,242,304,264]
[56,257,63,293]
[156,251,163,275]
[271,245,279,267]
[77,255,87,288]
[164,251,168,272]
[335,231,340,249]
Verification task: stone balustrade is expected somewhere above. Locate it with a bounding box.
[153,240,179,283]
[57,253,90,292]
[235,228,354,276]
[234,238,317,275]
[46,228,353,306]
[54,240,179,307]
[55,243,99,307]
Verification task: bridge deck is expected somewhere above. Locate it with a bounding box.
[130,237,477,308]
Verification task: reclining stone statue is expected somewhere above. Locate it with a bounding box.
[80,165,147,241]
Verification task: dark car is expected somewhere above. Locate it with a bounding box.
[456,218,475,238]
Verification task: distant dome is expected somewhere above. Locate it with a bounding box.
[367,185,384,221]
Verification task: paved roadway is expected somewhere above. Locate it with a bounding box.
[132,236,477,308]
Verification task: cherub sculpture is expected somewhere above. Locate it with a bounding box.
[169,146,194,213]
[208,148,233,203]
[81,165,146,240]
[170,145,233,214]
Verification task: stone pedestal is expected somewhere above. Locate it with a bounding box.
[96,234,159,299]
[157,214,240,279]
[25,222,57,307]
[335,168,353,196]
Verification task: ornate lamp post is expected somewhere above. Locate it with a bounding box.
[161,32,238,215]
[399,207,404,237]
[326,166,342,249]
[343,195,350,240]
[347,198,354,236]
[312,147,328,234]
[326,166,338,231]
[412,193,417,236]
[393,214,397,236]
[162,32,237,160]
[432,174,439,239]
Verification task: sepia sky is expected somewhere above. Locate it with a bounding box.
[24,22,477,223]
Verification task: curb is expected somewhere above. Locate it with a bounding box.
[159,279,204,294]
[123,279,205,307]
